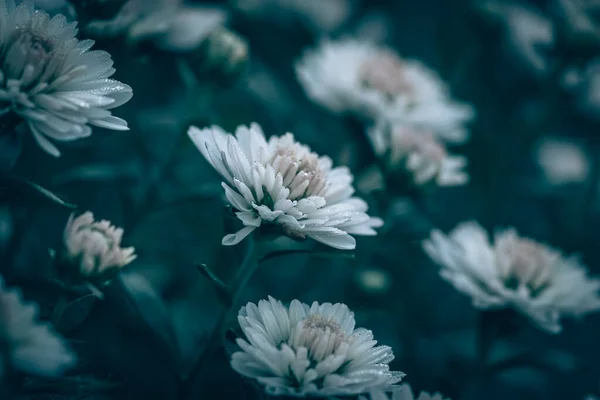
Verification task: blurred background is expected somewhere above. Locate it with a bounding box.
[3,0,600,399]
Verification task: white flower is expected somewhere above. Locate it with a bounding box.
[231,296,404,397]
[295,39,474,143]
[85,0,227,52]
[62,212,136,283]
[359,384,450,400]
[0,0,132,157]
[423,221,600,333]
[368,122,469,187]
[535,138,590,185]
[0,276,76,376]
[188,123,383,250]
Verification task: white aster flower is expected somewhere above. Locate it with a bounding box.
[0,276,76,377]
[61,211,136,283]
[423,221,600,333]
[0,0,132,157]
[368,122,468,187]
[188,123,383,250]
[359,383,449,400]
[231,296,404,396]
[534,137,590,185]
[295,39,474,143]
[85,0,226,53]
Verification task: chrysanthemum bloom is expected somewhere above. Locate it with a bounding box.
[423,221,600,333]
[188,123,383,249]
[85,0,226,53]
[368,123,468,187]
[0,276,76,376]
[295,39,474,143]
[0,0,132,157]
[61,212,136,284]
[231,296,403,396]
[359,384,449,400]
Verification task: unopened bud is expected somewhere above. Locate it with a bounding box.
[186,28,250,86]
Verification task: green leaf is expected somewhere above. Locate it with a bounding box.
[52,293,97,333]
[0,174,75,209]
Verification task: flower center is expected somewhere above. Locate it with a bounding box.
[269,134,326,200]
[288,314,349,363]
[498,237,556,295]
[359,51,413,100]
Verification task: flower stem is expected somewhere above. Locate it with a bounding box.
[178,237,262,400]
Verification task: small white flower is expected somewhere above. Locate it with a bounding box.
[295,39,474,143]
[62,212,136,283]
[0,276,76,377]
[85,0,226,52]
[368,122,469,187]
[423,221,600,333]
[231,296,404,397]
[535,138,590,185]
[0,0,133,157]
[359,384,450,400]
[188,122,383,250]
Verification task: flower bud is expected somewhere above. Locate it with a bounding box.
[59,212,136,285]
[186,28,249,86]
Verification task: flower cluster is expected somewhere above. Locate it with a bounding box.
[3,0,600,399]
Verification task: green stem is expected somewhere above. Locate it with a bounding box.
[178,238,262,400]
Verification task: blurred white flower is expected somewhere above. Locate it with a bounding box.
[368,123,469,187]
[86,0,226,52]
[359,384,449,400]
[188,123,382,249]
[480,1,553,75]
[62,212,136,283]
[0,276,76,376]
[534,138,590,185]
[423,221,600,333]
[233,0,354,34]
[0,0,132,157]
[295,39,474,143]
[231,296,404,396]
